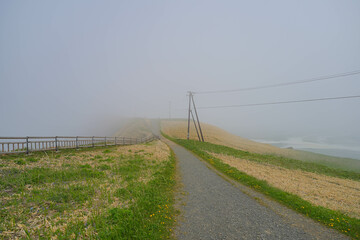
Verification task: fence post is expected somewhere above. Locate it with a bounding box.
[123,137,125,145]
[76,136,79,149]
[115,137,117,145]
[55,136,58,151]
[92,136,94,147]
[105,137,107,147]
[26,137,29,154]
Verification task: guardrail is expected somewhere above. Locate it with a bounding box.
[0,135,159,155]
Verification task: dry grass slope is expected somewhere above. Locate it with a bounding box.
[161,120,360,172]
[162,120,293,155]
[211,152,360,219]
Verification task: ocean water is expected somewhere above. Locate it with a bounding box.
[252,138,360,160]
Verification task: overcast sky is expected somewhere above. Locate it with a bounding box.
[1,1,359,145]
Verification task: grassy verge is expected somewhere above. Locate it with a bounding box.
[163,133,360,239]
[0,141,176,239]
[172,139,359,181]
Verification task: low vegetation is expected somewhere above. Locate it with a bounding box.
[210,152,360,219]
[161,120,360,172]
[164,134,360,239]
[191,141,360,181]
[0,141,176,239]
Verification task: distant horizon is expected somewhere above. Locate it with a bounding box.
[252,137,360,160]
[2,116,360,160]
[1,1,359,162]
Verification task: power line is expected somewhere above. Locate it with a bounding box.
[197,95,360,109]
[193,69,360,95]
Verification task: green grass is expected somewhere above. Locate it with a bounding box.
[93,152,176,239]
[0,167,105,194]
[171,138,360,181]
[163,134,360,239]
[0,141,176,239]
[29,184,96,212]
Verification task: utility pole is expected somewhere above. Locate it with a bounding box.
[190,110,201,141]
[191,94,204,142]
[187,92,192,140]
[187,91,205,142]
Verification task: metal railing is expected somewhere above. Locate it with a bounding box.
[0,135,159,155]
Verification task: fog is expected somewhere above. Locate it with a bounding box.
[1,1,360,157]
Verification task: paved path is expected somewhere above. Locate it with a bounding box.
[164,140,347,240]
[150,120,347,239]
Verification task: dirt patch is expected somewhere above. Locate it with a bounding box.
[210,152,360,219]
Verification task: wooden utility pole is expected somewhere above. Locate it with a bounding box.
[187,92,192,140]
[190,110,201,141]
[187,91,205,142]
[191,94,204,142]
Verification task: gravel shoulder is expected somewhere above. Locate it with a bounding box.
[163,139,348,240]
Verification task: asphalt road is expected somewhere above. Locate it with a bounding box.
[164,140,347,240]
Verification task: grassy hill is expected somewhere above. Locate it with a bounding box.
[161,119,360,172]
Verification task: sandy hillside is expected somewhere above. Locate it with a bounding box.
[161,120,360,172]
